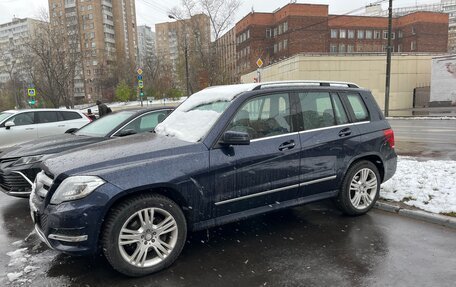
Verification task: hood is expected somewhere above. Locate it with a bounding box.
[0,134,104,159]
[42,133,204,177]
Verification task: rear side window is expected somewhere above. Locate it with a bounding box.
[331,94,349,124]
[61,111,82,120]
[9,112,35,126]
[36,111,59,124]
[299,92,338,130]
[346,93,369,122]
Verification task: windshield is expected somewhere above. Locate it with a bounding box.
[75,111,136,137]
[0,112,14,124]
[155,84,254,142]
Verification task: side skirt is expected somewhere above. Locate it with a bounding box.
[191,190,338,231]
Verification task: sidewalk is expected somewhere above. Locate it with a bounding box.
[379,156,456,228]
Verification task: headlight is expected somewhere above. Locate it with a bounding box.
[50,176,105,205]
[13,155,45,166]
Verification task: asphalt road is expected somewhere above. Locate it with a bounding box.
[1,193,455,287]
[389,119,456,160]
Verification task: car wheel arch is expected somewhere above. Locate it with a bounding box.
[344,153,385,183]
[97,185,190,249]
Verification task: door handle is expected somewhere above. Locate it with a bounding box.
[338,128,352,137]
[58,125,66,127]
[278,140,296,151]
[25,128,35,131]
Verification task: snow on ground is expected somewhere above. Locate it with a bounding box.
[381,156,456,214]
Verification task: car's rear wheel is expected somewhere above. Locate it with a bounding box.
[102,194,187,277]
[336,160,380,216]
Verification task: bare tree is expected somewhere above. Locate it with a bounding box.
[25,11,81,108]
[170,0,241,91]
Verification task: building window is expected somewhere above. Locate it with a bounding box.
[398,30,403,38]
[331,29,338,39]
[412,26,416,35]
[347,44,354,53]
[411,41,417,51]
[247,29,250,39]
[382,45,387,52]
[273,28,278,37]
[383,30,388,39]
[339,44,346,53]
[391,32,395,39]
[348,30,355,39]
[330,44,338,53]
[357,30,364,39]
[398,44,402,52]
[339,29,346,39]
[274,43,278,53]
[284,39,288,50]
[366,30,372,39]
[374,30,381,39]
[278,41,283,51]
[283,22,288,32]
[266,28,272,38]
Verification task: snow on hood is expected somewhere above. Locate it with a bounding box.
[155,84,257,142]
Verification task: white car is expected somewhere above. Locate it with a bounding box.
[0,109,91,151]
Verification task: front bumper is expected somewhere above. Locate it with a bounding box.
[29,181,122,255]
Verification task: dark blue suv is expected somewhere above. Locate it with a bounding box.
[30,81,396,277]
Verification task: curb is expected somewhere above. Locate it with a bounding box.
[374,201,456,229]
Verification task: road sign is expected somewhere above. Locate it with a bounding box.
[27,88,36,97]
[28,98,36,105]
[256,58,264,68]
[138,80,144,88]
[140,90,144,97]
[137,68,143,75]
[137,75,143,81]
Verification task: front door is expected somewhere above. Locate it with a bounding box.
[211,92,301,216]
[0,112,37,148]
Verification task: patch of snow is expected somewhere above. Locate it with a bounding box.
[11,240,23,246]
[7,248,28,267]
[7,272,23,282]
[381,156,456,214]
[23,265,40,274]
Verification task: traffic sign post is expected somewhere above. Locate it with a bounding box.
[28,87,36,107]
[256,58,263,83]
[137,68,144,107]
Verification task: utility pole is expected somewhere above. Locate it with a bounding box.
[384,0,393,117]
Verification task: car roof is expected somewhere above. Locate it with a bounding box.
[2,108,83,113]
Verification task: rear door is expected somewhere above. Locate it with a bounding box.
[60,111,88,130]
[36,111,63,138]
[211,92,301,215]
[297,91,358,196]
[0,112,37,147]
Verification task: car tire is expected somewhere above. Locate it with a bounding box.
[336,160,380,216]
[102,193,187,277]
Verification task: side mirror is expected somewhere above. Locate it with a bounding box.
[65,128,79,134]
[117,129,137,137]
[220,131,250,146]
[5,121,15,130]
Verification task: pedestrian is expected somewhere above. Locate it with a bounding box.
[96,100,111,117]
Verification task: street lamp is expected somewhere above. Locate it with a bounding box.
[168,14,190,97]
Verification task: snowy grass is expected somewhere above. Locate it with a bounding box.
[381,156,456,214]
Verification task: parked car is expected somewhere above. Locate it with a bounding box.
[0,107,173,198]
[0,109,91,152]
[30,81,397,277]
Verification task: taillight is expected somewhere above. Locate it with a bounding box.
[384,129,395,149]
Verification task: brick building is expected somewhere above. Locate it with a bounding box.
[233,3,449,76]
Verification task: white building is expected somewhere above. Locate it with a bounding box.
[137,25,155,67]
[0,17,41,84]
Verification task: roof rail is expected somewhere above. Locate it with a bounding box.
[252,80,360,90]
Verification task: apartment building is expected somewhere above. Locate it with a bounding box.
[48,0,138,101]
[137,25,155,67]
[235,3,449,75]
[217,27,237,84]
[155,14,211,88]
[0,17,42,84]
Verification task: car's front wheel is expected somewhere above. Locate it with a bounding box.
[336,160,380,216]
[102,194,187,277]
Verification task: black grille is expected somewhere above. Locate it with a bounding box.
[0,170,32,192]
[38,213,48,231]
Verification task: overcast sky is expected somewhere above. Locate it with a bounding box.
[0,0,439,30]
